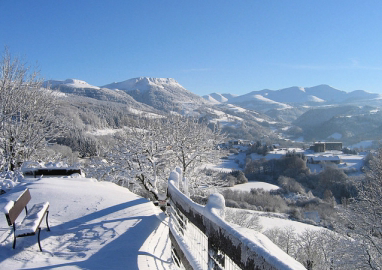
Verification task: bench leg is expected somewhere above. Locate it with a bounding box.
[46,211,50,231]
[12,224,16,249]
[37,227,42,252]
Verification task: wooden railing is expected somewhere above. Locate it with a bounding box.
[167,169,306,270]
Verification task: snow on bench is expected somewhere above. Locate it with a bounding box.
[4,189,50,251]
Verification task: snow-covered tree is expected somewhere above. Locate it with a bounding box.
[0,48,63,170]
[342,148,382,269]
[111,117,174,199]
[165,115,224,191]
[101,115,224,199]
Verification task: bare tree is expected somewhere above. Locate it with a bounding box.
[0,48,63,170]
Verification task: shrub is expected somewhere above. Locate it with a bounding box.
[277,176,305,194]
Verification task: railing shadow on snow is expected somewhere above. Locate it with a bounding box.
[167,168,306,270]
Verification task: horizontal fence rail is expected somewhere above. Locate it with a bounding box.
[167,169,306,270]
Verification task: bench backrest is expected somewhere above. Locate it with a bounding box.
[5,189,31,226]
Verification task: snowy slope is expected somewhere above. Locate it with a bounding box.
[202,93,235,104]
[202,94,221,104]
[0,177,172,269]
[231,92,292,111]
[45,78,160,118]
[103,77,207,111]
[44,79,100,90]
[103,77,183,93]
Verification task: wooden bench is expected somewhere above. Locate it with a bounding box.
[4,188,50,251]
[23,168,82,178]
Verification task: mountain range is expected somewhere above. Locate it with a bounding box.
[45,77,382,147]
[204,84,380,110]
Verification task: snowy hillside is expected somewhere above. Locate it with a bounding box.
[44,79,100,90]
[103,77,183,93]
[103,77,207,112]
[232,93,292,111]
[0,176,172,269]
[293,105,382,144]
[202,93,237,104]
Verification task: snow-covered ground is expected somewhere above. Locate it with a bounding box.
[0,176,172,269]
[227,207,324,235]
[86,128,120,136]
[230,182,280,192]
[203,153,246,173]
[348,140,374,149]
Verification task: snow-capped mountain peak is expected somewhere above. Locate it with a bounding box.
[102,77,184,92]
[102,77,207,111]
[44,79,100,89]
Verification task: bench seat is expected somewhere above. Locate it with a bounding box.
[16,202,50,236]
[4,189,50,251]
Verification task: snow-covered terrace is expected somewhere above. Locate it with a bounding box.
[0,176,172,269]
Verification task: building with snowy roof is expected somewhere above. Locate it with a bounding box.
[311,142,343,152]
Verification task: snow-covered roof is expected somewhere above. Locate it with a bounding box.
[310,155,341,161]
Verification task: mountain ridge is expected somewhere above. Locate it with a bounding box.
[204,84,380,107]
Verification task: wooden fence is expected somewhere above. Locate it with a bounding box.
[167,170,306,270]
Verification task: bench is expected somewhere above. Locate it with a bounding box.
[4,188,50,251]
[23,168,82,178]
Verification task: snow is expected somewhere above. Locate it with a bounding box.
[206,193,225,218]
[45,79,100,90]
[203,153,246,172]
[202,95,220,104]
[307,95,325,102]
[349,140,374,149]
[3,201,14,214]
[253,95,290,108]
[226,104,247,113]
[203,93,237,104]
[64,79,100,89]
[259,214,323,234]
[127,108,163,119]
[86,128,120,136]
[0,177,172,269]
[230,182,280,192]
[227,207,325,235]
[16,202,50,236]
[328,132,342,139]
[103,77,183,93]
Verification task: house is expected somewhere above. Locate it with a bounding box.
[310,142,343,152]
[325,142,343,151]
[312,142,326,152]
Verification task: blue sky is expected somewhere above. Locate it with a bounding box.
[1,0,382,96]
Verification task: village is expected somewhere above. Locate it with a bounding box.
[223,139,366,176]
